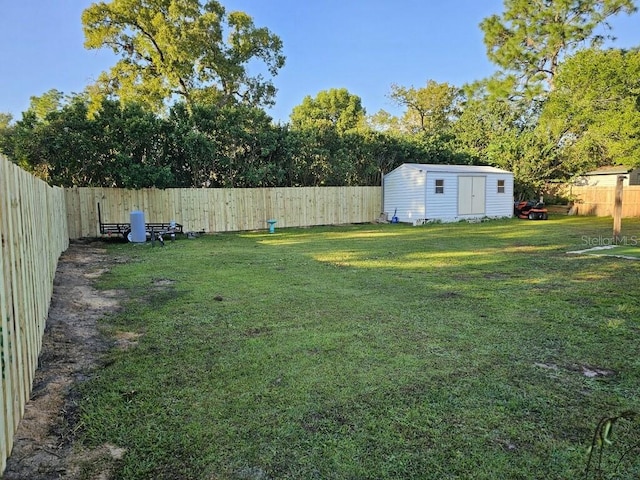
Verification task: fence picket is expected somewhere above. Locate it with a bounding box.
[5,159,640,475]
[0,155,68,473]
[571,186,640,217]
[64,186,382,239]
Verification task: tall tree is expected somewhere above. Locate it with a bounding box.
[480,0,636,97]
[450,84,569,198]
[28,89,66,121]
[387,80,461,136]
[541,47,640,169]
[453,94,523,162]
[289,88,366,134]
[82,0,285,113]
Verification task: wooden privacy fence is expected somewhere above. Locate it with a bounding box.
[569,185,640,217]
[0,155,68,472]
[65,186,383,239]
[3,170,637,474]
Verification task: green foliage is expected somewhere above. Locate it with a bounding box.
[28,89,66,122]
[0,113,12,129]
[290,88,366,134]
[79,217,640,479]
[451,87,567,198]
[0,113,14,159]
[270,125,438,187]
[367,108,401,132]
[387,80,462,136]
[480,0,637,96]
[470,0,637,195]
[453,96,520,162]
[500,127,568,199]
[541,48,640,170]
[82,0,285,113]
[165,103,286,187]
[364,81,469,169]
[286,87,457,185]
[5,97,173,187]
[2,94,438,187]
[5,2,638,191]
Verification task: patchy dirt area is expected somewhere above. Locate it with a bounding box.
[3,242,126,480]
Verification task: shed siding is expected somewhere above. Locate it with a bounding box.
[581,174,635,187]
[425,171,459,219]
[584,175,627,187]
[383,166,426,221]
[384,164,514,223]
[486,174,514,217]
[577,168,640,186]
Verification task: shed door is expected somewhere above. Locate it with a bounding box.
[458,176,486,215]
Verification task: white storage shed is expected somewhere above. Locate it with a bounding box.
[383,163,514,223]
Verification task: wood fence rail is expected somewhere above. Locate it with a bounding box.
[0,155,69,472]
[65,186,383,239]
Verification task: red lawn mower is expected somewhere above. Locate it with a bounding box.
[514,200,548,220]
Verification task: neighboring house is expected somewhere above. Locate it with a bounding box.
[382,163,514,223]
[575,166,640,186]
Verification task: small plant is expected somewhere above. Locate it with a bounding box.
[585,411,639,480]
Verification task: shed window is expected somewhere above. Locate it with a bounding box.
[435,179,444,194]
[497,179,505,194]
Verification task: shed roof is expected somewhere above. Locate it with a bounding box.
[396,163,512,175]
[584,165,634,176]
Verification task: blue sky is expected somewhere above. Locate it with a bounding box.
[1,1,639,123]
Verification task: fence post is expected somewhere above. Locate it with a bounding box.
[613,175,625,243]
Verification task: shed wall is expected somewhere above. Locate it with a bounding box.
[383,167,426,221]
[425,171,459,219]
[485,174,514,218]
[384,164,514,223]
[578,170,640,187]
[580,175,629,187]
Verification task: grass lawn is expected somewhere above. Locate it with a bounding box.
[77,216,640,479]
[570,244,640,260]
[608,245,640,259]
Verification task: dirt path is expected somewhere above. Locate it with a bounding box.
[3,242,123,480]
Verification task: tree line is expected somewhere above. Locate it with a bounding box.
[0,94,451,189]
[1,0,639,199]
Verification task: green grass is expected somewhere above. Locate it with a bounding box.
[577,244,640,260]
[609,245,640,258]
[78,216,640,479]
